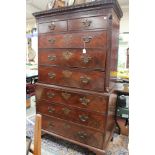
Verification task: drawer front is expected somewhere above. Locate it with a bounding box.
[38,20,67,33]
[38,66,105,91]
[36,85,108,113]
[38,31,107,48]
[68,16,108,31]
[38,49,106,70]
[42,115,103,149]
[37,100,106,130]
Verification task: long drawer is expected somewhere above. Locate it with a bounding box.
[38,49,106,70]
[38,66,105,91]
[37,100,106,131]
[35,85,108,113]
[42,115,104,149]
[38,31,107,48]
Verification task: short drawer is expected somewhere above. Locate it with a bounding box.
[38,20,67,33]
[38,49,106,70]
[42,115,104,149]
[36,85,108,113]
[38,66,105,91]
[37,100,106,131]
[38,31,107,48]
[68,16,108,31]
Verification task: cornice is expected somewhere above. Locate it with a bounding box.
[33,0,123,19]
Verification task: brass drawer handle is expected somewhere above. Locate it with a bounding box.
[80,76,90,84]
[62,51,73,60]
[79,114,89,122]
[48,55,56,61]
[48,106,55,113]
[82,19,92,27]
[48,122,55,128]
[82,36,92,43]
[48,23,56,30]
[62,108,71,115]
[79,97,90,106]
[77,131,87,139]
[48,38,55,44]
[61,92,71,100]
[81,55,92,64]
[47,92,55,98]
[62,70,72,78]
[48,72,56,79]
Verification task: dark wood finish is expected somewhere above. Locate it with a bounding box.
[35,84,109,113]
[38,49,107,70]
[109,10,120,89]
[38,31,107,49]
[33,1,123,19]
[103,94,117,148]
[39,20,67,33]
[42,115,104,149]
[37,100,106,131]
[68,15,108,31]
[33,1,122,154]
[38,66,105,91]
[42,128,106,155]
[36,9,111,25]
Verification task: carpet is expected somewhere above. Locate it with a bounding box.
[26,115,128,155]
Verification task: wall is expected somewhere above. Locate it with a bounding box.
[120,7,129,33]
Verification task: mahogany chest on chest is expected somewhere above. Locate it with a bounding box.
[33,1,122,154]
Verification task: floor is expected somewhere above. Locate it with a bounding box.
[26,96,129,155]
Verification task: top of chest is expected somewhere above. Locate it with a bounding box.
[33,0,123,23]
